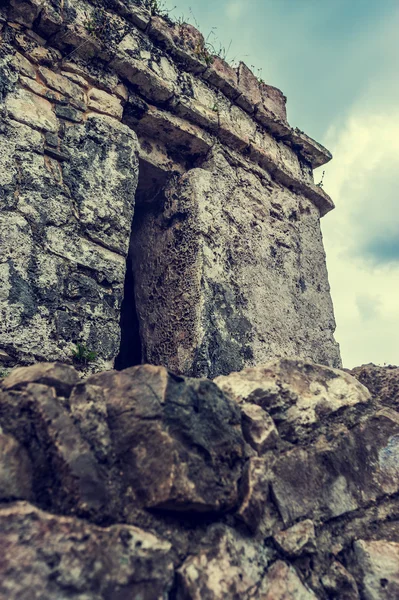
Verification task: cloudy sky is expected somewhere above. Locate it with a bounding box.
[165,0,399,368]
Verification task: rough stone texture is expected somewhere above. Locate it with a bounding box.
[0,49,139,370]
[0,432,33,500]
[273,520,317,557]
[215,358,370,441]
[132,154,341,378]
[0,502,174,600]
[0,361,398,597]
[86,364,248,512]
[353,540,399,600]
[0,0,340,374]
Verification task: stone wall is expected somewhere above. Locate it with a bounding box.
[1,359,399,598]
[0,0,341,374]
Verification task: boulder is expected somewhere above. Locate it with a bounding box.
[0,501,174,600]
[2,362,79,397]
[215,358,371,440]
[273,520,317,557]
[0,432,33,501]
[353,539,399,600]
[87,365,248,512]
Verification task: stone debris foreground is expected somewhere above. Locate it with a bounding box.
[1,358,399,599]
[0,0,341,377]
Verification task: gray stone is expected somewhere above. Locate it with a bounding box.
[132,151,341,378]
[177,526,274,599]
[273,520,317,557]
[259,561,318,599]
[241,402,279,453]
[86,365,248,512]
[0,501,174,600]
[2,362,79,397]
[271,408,399,525]
[0,383,108,517]
[0,433,33,500]
[353,539,399,600]
[215,358,370,439]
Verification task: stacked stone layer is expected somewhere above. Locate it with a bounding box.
[1,359,399,598]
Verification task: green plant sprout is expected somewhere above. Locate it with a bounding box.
[72,343,97,365]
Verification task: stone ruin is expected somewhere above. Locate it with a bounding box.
[0,0,341,377]
[3,2,399,600]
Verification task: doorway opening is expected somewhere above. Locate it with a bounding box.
[114,159,169,370]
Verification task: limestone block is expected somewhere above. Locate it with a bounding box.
[0,502,174,599]
[9,0,43,27]
[273,520,317,557]
[259,82,287,122]
[38,66,86,106]
[0,433,33,500]
[237,61,262,113]
[353,540,399,600]
[215,359,369,433]
[5,87,58,132]
[86,365,248,512]
[271,409,399,525]
[203,56,241,100]
[62,114,139,255]
[132,151,341,378]
[87,87,123,119]
[11,52,36,79]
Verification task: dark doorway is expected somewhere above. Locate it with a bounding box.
[115,158,171,370]
[114,251,142,370]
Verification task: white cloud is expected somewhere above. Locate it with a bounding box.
[225,1,245,21]
[321,105,399,368]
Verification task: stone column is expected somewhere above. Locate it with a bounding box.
[132,150,341,378]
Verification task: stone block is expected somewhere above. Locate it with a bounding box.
[0,432,32,500]
[88,87,123,119]
[86,365,248,512]
[132,154,341,378]
[5,87,59,132]
[353,539,399,600]
[273,520,317,557]
[0,502,174,599]
[271,409,399,525]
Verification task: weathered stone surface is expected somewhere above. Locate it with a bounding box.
[241,402,279,453]
[86,365,247,512]
[350,363,399,410]
[0,383,108,516]
[2,362,79,397]
[237,456,276,534]
[215,359,369,439]
[272,408,399,525]
[132,154,341,378]
[87,87,123,118]
[0,95,139,368]
[62,114,139,254]
[259,561,318,599]
[0,432,33,500]
[0,501,174,600]
[353,539,399,600]
[5,87,59,132]
[322,561,360,600]
[177,526,274,599]
[273,520,317,557]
